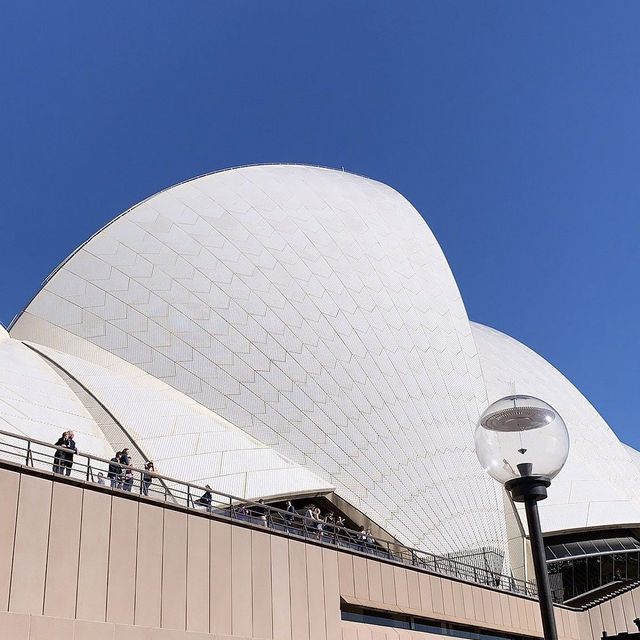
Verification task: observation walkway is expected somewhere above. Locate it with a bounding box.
[0,428,534,598]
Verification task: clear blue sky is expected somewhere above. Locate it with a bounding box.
[1,2,639,447]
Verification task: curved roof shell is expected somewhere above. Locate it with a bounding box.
[11,164,506,555]
[472,321,640,535]
[0,326,113,461]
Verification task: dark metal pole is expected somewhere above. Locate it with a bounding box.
[523,493,558,640]
[506,470,557,640]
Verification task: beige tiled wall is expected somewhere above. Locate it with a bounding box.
[579,586,640,640]
[0,468,346,639]
[4,466,639,640]
[335,550,587,640]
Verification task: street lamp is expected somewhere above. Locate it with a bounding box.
[475,395,570,640]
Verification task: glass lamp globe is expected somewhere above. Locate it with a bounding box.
[475,395,569,485]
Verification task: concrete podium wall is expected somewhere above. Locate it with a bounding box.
[0,464,634,640]
[0,467,341,639]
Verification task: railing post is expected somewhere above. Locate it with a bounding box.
[26,440,33,466]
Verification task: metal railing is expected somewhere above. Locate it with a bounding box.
[0,428,538,599]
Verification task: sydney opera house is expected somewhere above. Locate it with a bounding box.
[1,165,640,640]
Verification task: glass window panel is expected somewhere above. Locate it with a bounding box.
[588,556,602,591]
[414,621,445,634]
[572,557,588,596]
[593,540,613,553]
[607,539,624,551]
[561,561,575,601]
[577,541,596,555]
[628,553,640,580]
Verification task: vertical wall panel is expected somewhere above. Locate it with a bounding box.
[186,514,210,634]
[232,525,253,638]
[430,576,445,615]
[509,595,522,629]
[632,589,640,624]
[210,519,232,636]
[516,599,527,634]
[441,578,455,618]
[342,622,358,640]
[289,540,310,640]
[338,553,355,598]
[322,548,341,640]
[417,573,432,613]
[561,609,571,638]
[307,544,326,640]
[600,602,615,636]
[588,606,604,639]
[450,581,465,619]
[252,530,273,640]
[394,567,409,608]
[472,588,485,623]
[0,469,20,611]
[161,509,187,630]
[556,605,567,638]
[611,596,626,634]
[271,535,292,640]
[44,482,83,618]
[499,594,512,630]
[134,502,163,628]
[524,600,536,633]
[406,570,421,611]
[481,589,493,625]
[106,497,138,625]
[76,490,111,622]
[621,592,637,632]
[353,555,369,601]
[489,590,503,627]
[577,610,595,640]
[567,608,580,639]
[366,559,383,604]
[461,584,475,621]
[9,474,52,615]
[380,563,396,606]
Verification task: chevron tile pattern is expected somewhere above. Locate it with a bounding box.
[12,165,507,555]
[472,321,640,534]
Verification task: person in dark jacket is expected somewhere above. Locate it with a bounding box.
[195,485,213,512]
[59,431,77,476]
[284,500,296,531]
[108,451,122,489]
[252,499,268,526]
[53,431,68,474]
[142,461,154,496]
[120,448,133,491]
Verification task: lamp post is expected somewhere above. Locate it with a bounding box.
[475,395,570,640]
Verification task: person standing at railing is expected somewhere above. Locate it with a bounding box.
[335,516,346,545]
[142,461,154,496]
[120,448,133,491]
[52,431,68,474]
[108,452,122,489]
[252,499,268,526]
[284,501,296,531]
[60,431,77,477]
[196,485,213,512]
[357,526,368,552]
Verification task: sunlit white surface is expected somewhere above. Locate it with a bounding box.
[11,165,507,555]
[472,322,640,534]
[0,325,113,460]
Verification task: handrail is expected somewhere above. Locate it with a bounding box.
[0,427,539,600]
